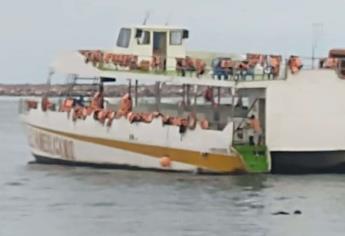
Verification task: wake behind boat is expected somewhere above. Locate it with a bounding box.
[19,24,345,174]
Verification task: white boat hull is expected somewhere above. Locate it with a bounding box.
[21,108,247,173]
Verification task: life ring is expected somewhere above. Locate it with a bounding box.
[160,156,172,168]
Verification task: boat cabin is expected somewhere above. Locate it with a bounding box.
[113,25,189,71]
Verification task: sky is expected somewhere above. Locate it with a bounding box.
[1,0,345,84]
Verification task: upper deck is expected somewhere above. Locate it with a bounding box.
[52,25,345,88]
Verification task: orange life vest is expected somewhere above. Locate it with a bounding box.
[118,93,132,116]
[200,119,209,129]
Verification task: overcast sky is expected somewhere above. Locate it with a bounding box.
[1,0,344,83]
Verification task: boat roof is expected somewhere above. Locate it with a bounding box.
[125,24,188,31]
[50,52,100,78]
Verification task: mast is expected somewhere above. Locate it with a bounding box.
[311,23,323,69]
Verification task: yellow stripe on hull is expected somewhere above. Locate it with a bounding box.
[28,124,247,173]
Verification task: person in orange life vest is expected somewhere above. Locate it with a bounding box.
[270,56,280,78]
[323,57,338,69]
[288,56,303,74]
[237,60,249,80]
[118,93,132,116]
[203,87,214,105]
[91,86,104,110]
[41,96,53,111]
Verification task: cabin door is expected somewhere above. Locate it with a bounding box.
[153,32,167,70]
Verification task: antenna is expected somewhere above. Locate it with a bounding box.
[142,11,151,25]
[165,12,173,26]
[312,22,323,69]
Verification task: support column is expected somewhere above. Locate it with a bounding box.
[155,82,161,111]
[134,79,138,107]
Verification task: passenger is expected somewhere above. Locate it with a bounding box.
[270,56,280,78]
[162,115,172,125]
[247,115,263,156]
[323,57,338,69]
[185,57,195,72]
[152,55,162,71]
[204,87,214,104]
[200,118,209,129]
[247,62,256,80]
[194,59,206,77]
[61,97,74,112]
[140,112,154,123]
[74,95,85,107]
[91,90,104,110]
[103,53,113,64]
[97,110,109,124]
[288,56,303,74]
[179,118,188,133]
[41,96,52,112]
[26,100,38,110]
[176,58,187,77]
[72,105,84,121]
[237,61,249,80]
[263,56,273,80]
[106,111,116,127]
[118,93,132,116]
[187,112,197,129]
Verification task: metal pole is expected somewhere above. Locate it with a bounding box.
[134,79,138,106]
[155,81,161,111]
[186,84,191,106]
[182,84,186,106]
[128,79,132,96]
[193,85,198,106]
[312,23,323,69]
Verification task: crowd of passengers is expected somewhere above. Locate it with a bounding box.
[80,50,310,78]
[81,49,341,81]
[33,90,210,132]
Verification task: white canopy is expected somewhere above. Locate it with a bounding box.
[50,52,100,78]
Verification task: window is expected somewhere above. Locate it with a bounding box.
[138,31,150,45]
[170,30,183,45]
[116,28,131,48]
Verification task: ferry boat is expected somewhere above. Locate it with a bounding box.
[19,24,345,174]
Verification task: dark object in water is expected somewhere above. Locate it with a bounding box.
[272,210,302,215]
[272,211,290,215]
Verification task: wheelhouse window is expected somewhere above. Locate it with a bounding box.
[116,28,131,48]
[170,30,183,45]
[138,31,151,45]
